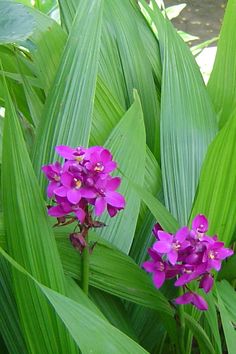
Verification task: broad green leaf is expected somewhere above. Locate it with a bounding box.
[104,0,160,159]
[90,287,137,340]
[0,247,149,354]
[191,113,236,246]
[98,92,146,253]
[0,216,173,317]
[56,230,174,317]
[130,147,162,264]
[184,313,215,354]
[129,180,179,233]
[33,0,103,190]
[219,254,236,281]
[0,257,28,354]
[208,0,236,128]
[141,0,217,225]
[90,76,125,146]
[2,80,77,353]
[57,0,77,32]
[0,2,35,43]
[216,281,236,354]
[203,291,222,354]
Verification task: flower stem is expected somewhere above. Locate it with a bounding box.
[81,232,89,295]
[177,289,186,354]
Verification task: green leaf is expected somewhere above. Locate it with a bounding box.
[97,92,146,253]
[33,0,103,189]
[141,0,217,225]
[129,181,179,233]
[0,257,28,354]
[89,287,137,341]
[216,281,236,354]
[2,78,77,353]
[104,0,160,158]
[208,0,236,128]
[90,76,125,146]
[191,113,236,246]
[0,2,35,43]
[0,247,149,354]
[57,230,174,317]
[184,313,216,354]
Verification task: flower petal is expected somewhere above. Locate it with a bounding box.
[48,205,66,217]
[54,186,68,197]
[153,271,165,288]
[95,197,106,216]
[175,292,193,305]
[153,241,171,254]
[106,177,121,191]
[74,208,86,223]
[61,172,73,188]
[56,145,75,159]
[192,293,208,311]
[80,188,96,198]
[168,249,178,265]
[175,226,189,242]
[157,231,173,243]
[105,191,125,208]
[192,214,208,233]
[142,261,155,273]
[199,274,214,293]
[67,189,81,204]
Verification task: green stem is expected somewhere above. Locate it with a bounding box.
[177,289,186,354]
[81,232,89,295]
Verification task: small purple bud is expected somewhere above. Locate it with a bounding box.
[70,233,87,254]
[152,223,163,239]
[199,274,214,293]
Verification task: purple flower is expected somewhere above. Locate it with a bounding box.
[202,241,234,271]
[153,227,189,265]
[42,145,126,224]
[152,223,163,239]
[85,147,117,175]
[42,162,62,198]
[199,274,214,293]
[191,214,209,239]
[142,213,234,312]
[56,145,86,162]
[94,177,125,216]
[175,292,208,311]
[54,171,96,204]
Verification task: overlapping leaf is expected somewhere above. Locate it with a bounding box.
[141,0,217,225]
[97,92,146,253]
[33,0,103,192]
[191,113,236,246]
[2,81,77,353]
[208,0,236,128]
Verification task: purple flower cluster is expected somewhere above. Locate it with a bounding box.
[143,215,233,311]
[42,145,126,224]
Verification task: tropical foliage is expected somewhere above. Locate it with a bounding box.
[0,0,236,353]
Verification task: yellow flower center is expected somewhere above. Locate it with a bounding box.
[75,156,83,162]
[94,162,104,172]
[74,179,82,189]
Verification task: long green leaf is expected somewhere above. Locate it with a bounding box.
[2,79,77,353]
[0,257,28,354]
[57,230,174,317]
[208,0,236,128]
[216,281,236,354]
[0,247,149,354]
[98,92,146,253]
[191,113,236,246]
[184,313,215,354]
[141,0,217,225]
[33,0,103,190]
